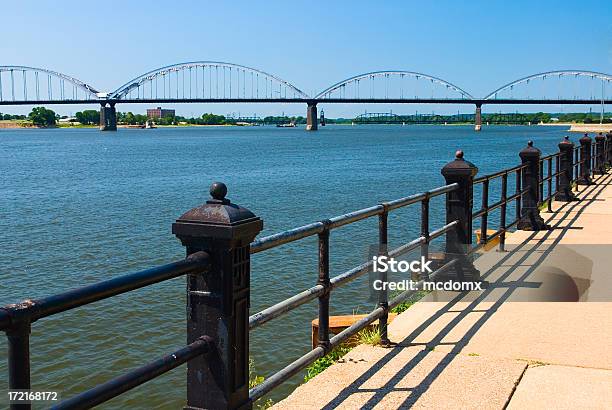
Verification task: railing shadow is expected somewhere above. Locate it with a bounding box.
[318,173,610,410]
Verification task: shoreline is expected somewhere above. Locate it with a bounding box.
[1,122,610,132]
[538,122,611,133]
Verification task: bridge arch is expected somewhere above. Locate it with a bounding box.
[0,66,100,102]
[314,71,474,100]
[484,70,612,101]
[109,61,310,100]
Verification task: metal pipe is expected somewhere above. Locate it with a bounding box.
[328,205,383,229]
[420,194,430,279]
[7,322,31,410]
[428,221,458,241]
[51,336,213,410]
[539,160,545,204]
[317,223,331,349]
[250,222,324,254]
[515,168,522,224]
[377,209,390,345]
[547,158,553,212]
[388,237,426,259]
[249,284,325,330]
[480,178,489,245]
[385,192,425,210]
[329,259,373,290]
[0,252,209,330]
[249,346,326,401]
[388,258,456,310]
[500,173,508,251]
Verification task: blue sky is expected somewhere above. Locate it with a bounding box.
[1,0,611,117]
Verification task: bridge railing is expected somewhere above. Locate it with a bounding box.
[2,134,610,409]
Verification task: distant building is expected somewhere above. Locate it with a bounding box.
[147,107,175,119]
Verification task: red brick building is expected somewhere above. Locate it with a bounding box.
[146,107,175,119]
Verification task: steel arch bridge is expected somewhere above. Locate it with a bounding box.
[484,70,612,102]
[0,65,611,105]
[1,63,611,131]
[0,66,99,104]
[314,70,475,103]
[108,61,310,103]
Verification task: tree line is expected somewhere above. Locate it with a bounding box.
[1,108,610,127]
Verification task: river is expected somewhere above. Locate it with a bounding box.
[0,124,572,408]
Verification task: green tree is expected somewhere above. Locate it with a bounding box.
[75,110,99,125]
[124,112,136,124]
[201,113,227,125]
[29,107,56,127]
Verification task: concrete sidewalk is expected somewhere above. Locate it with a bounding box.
[273,174,612,409]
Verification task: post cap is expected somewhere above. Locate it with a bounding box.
[519,140,541,159]
[172,182,263,243]
[580,133,592,144]
[209,181,228,203]
[595,132,605,141]
[559,136,574,148]
[441,150,478,178]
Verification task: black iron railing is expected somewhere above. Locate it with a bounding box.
[0,253,210,409]
[472,164,528,253]
[248,183,459,401]
[1,132,611,409]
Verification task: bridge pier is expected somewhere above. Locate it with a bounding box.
[474,104,482,131]
[306,102,318,131]
[99,103,117,131]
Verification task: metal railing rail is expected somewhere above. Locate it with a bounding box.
[0,252,210,409]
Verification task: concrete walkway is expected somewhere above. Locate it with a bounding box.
[273,173,612,409]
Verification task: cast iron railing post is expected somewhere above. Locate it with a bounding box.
[317,221,331,351]
[377,206,391,346]
[538,160,544,203]
[7,321,32,410]
[573,147,581,193]
[555,136,577,202]
[479,178,489,245]
[547,157,553,211]
[515,168,522,223]
[517,141,551,231]
[173,182,263,410]
[606,131,612,167]
[577,134,593,185]
[594,133,606,175]
[555,154,560,193]
[499,173,507,251]
[441,150,479,281]
[420,194,430,278]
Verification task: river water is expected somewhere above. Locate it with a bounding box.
[0,124,571,408]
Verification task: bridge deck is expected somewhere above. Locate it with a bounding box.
[273,173,612,409]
